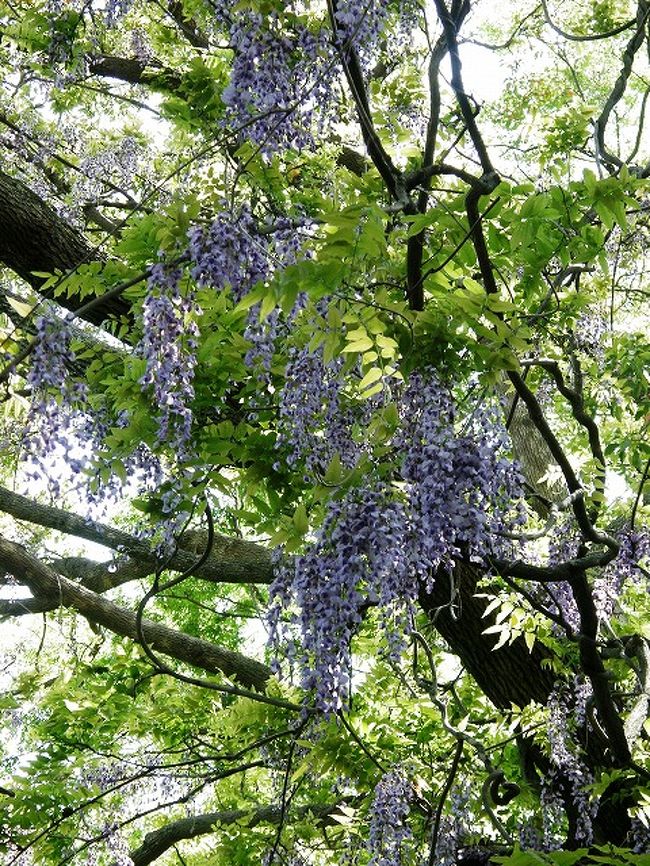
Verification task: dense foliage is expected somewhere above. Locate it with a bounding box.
[0,1,649,864]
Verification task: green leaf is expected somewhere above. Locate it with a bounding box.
[293,503,309,535]
[323,453,342,485]
[359,367,383,390]
[342,337,374,353]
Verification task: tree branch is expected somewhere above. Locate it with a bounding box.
[593,0,650,173]
[0,169,129,325]
[327,0,410,210]
[540,0,636,42]
[507,371,618,550]
[0,485,273,585]
[0,533,273,693]
[130,802,342,866]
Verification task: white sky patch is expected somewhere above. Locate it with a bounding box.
[457,42,508,103]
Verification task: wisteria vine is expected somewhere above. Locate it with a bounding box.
[270,368,526,713]
[138,262,199,459]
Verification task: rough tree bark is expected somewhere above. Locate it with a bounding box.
[0,169,130,325]
[420,563,557,709]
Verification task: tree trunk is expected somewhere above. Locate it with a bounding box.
[0,169,129,325]
[420,563,557,708]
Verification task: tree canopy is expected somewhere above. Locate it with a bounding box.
[0,1,649,864]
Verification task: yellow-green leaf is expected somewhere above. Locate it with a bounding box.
[359,367,383,390]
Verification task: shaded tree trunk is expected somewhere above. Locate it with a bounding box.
[0,169,129,325]
[420,563,557,708]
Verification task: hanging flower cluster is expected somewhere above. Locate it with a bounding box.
[545,682,597,845]
[22,315,89,495]
[138,263,200,459]
[270,485,414,714]
[396,371,525,579]
[222,11,334,152]
[367,767,413,866]
[276,347,359,479]
[333,0,391,56]
[188,207,268,301]
[271,368,525,712]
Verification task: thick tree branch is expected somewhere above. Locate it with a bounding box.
[570,569,632,766]
[0,533,272,692]
[0,485,273,585]
[431,0,494,176]
[130,802,341,866]
[593,0,650,173]
[507,371,618,550]
[0,169,129,325]
[327,0,411,210]
[521,358,607,519]
[88,55,182,90]
[406,33,451,311]
[419,562,557,708]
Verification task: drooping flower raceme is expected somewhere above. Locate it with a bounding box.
[333,0,391,56]
[188,208,268,301]
[545,682,596,845]
[105,0,133,26]
[271,367,526,713]
[222,11,333,152]
[269,485,414,715]
[276,347,359,478]
[242,216,311,384]
[594,527,650,618]
[138,263,200,459]
[22,314,89,495]
[396,370,524,582]
[367,767,413,866]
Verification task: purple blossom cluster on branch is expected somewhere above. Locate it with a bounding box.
[333,0,390,58]
[82,411,165,518]
[573,311,607,361]
[545,682,596,845]
[188,208,269,301]
[272,368,525,712]
[138,263,200,459]
[367,766,413,866]
[276,347,359,478]
[22,315,89,496]
[396,371,524,579]
[332,0,419,70]
[189,207,312,391]
[270,484,414,714]
[536,517,581,630]
[222,11,333,152]
[432,785,472,866]
[243,217,311,382]
[105,0,133,26]
[593,527,649,618]
[72,136,140,213]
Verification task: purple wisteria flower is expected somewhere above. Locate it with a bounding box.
[545,682,596,845]
[333,0,390,55]
[594,527,650,617]
[276,347,359,478]
[138,263,200,459]
[222,11,334,152]
[269,485,415,714]
[22,315,90,495]
[367,767,413,866]
[105,0,133,26]
[271,367,527,714]
[188,208,268,301]
[397,370,524,580]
